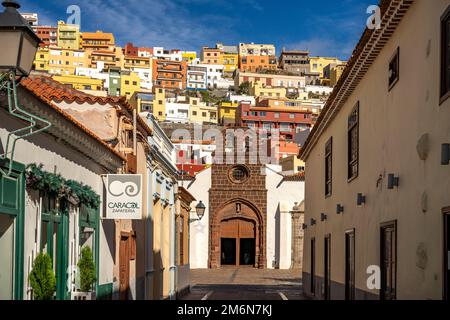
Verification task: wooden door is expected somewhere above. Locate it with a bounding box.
[324,234,331,300]
[310,238,316,295]
[220,218,255,267]
[119,233,130,300]
[380,222,397,300]
[443,208,450,300]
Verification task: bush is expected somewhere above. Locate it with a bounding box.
[29,253,56,300]
[78,246,96,292]
[238,81,251,95]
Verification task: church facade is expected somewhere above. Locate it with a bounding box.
[184,162,304,270]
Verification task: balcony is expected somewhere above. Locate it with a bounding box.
[158,75,182,81]
[157,67,181,73]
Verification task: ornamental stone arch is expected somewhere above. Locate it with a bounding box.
[209,198,265,269]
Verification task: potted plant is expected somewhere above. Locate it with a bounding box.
[29,253,56,300]
[77,246,96,300]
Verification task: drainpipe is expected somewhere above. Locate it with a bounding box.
[169,183,177,300]
[133,109,137,156]
[145,162,154,300]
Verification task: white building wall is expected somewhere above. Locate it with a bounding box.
[206,64,233,89]
[184,167,211,269]
[153,47,182,62]
[165,101,190,124]
[226,93,256,106]
[0,121,112,299]
[305,85,333,95]
[132,67,153,90]
[75,62,110,90]
[265,165,305,269]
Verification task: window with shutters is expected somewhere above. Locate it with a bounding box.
[325,137,332,197]
[348,103,359,181]
[441,5,450,103]
[388,47,400,91]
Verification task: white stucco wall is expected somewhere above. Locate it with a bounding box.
[1,117,114,298]
[265,165,305,269]
[302,0,450,300]
[184,167,211,269]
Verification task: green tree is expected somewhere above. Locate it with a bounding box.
[200,90,211,103]
[29,253,56,300]
[78,246,96,292]
[238,81,251,95]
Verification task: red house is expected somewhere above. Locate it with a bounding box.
[236,99,313,141]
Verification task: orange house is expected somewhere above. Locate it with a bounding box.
[239,55,277,72]
[152,58,187,90]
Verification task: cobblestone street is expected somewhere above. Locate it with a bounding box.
[181,268,306,300]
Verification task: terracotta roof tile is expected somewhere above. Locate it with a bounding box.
[21,75,153,136]
[282,172,305,182]
[19,77,126,162]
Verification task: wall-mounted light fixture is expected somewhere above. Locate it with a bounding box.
[310,218,316,226]
[387,174,399,189]
[302,223,308,230]
[442,143,450,165]
[189,200,206,223]
[357,193,366,206]
[336,204,344,215]
[0,0,51,177]
[321,213,327,222]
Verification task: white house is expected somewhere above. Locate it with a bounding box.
[206,64,233,90]
[0,77,124,300]
[226,92,256,106]
[165,97,190,124]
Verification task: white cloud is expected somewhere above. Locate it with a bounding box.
[282,1,369,60]
[21,0,238,50]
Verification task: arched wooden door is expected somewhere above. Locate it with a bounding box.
[220,218,256,267]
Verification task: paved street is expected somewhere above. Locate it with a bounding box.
[180,268,306,300]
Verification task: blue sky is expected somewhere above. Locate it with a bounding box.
[19,0,375,60]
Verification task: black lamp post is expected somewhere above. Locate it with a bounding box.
[189,200,206,223]
[0,0,50,178]
[0,0,41,77]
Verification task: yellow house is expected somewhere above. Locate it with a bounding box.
[124,56,151,69]
[130,88,165,118]
[152,87,166,121]
[279,155,305,174]
[309,56,343,78]
[250,80,287,99]
[219,101,239,124]
[121,71,141,99]
[222,53,239,73]
[57,21,81,50]
[182,51,197,63]
[52,74,104,91]
[189,97,218,124]
[330,63,347,86]
[34,47,49,72]
[35,47,88,75]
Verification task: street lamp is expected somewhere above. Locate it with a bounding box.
[0,0,51,177]
[0,0,42,77]
[189,201,206,223]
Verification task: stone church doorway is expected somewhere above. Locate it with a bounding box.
[219,217,256,267]
[210,199,265,269]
